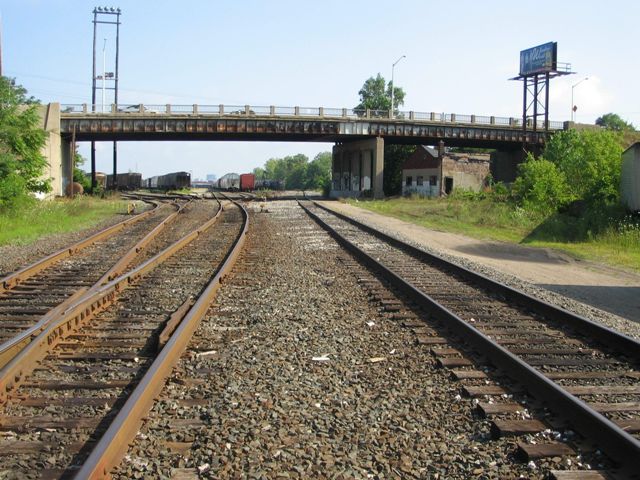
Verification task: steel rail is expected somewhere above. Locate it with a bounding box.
[0,200,223,404]
[91,200,185,286]
[0,199,194,370]
[299,200,640,473]
[75,199,249,480]
[0,199,158,294]
[311,201,640,359]
[0,287,87,369]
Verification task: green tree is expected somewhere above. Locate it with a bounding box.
[305,151,332,190]
[595,113,635,132]
[252,166,266,180]
[0,77,49,211]
[512,154,570,214]
[73,153,91,192]
[283,154,309,189]
[543,129,623,204]
[354,73,405,114]
[383,145,415,196]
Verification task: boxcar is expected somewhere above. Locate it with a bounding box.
[158,171,190,190]
[107,172,142,190]
[144,172,191,191]
[240,173,255,191]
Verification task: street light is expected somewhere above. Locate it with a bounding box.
[571,77,589,122]
[390,55,406,118]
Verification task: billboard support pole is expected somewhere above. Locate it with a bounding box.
[544,72,550,132]
[522,77,527,146]
[533,75,538,133]
[511,42,572,154]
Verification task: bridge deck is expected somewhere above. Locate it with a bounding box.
[60,104,565,148]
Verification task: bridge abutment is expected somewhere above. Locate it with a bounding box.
[330,137,384,199]
[36,103,75,198]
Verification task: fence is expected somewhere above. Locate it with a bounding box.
[60,104,566,130]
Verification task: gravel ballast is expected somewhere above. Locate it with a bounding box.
[114,201,537,479]
[318,201,640,340]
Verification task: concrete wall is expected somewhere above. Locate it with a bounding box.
[402,153,490,197]
[331,137,384,199]
[442,154,490,192]
[621,143,640,212]
[490,149,527,184]
[36,103,72,198]
[402,168,440,196]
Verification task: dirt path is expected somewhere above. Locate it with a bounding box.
[319,201,640,324]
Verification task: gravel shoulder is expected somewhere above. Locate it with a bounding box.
[318,200,640,336]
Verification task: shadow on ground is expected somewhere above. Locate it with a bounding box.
[537,284,640,324]
[454,242,573,264]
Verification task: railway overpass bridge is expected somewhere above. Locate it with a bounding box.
[42,103,568,198]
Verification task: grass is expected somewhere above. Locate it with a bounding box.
[0,196,130,246]
[345,196,640,272]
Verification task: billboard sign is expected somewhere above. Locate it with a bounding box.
[519,42,557,76]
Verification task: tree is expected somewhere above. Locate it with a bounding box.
[512,154,570,214]
[305,151,332,190]
[0,77,49,211]
[252,167,266,180]
[543,129,623,204]
[354,73,405,114]
[384,145,415,196]
[73,152,91,192]
[595,113,635,132]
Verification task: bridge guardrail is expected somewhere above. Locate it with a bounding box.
[60,103,566,130]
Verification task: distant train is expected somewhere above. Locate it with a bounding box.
[216,173,285,191]
[107,172,142,190]
[144,171,191,191]
[217,173,240,191]
[255,179,284,190]
[240,174,255,192]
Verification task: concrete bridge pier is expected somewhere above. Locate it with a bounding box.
[489,149,529,184]
[37,103,74,198]
[330,137,384,199]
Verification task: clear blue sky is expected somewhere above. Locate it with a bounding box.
[2,0,638,179]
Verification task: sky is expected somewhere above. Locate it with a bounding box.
[2,0,638,179]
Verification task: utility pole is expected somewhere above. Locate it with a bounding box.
[91,7,121,192]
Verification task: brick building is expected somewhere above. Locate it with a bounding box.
[402,145,491,197]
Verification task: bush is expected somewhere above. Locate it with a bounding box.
[512,154,570,215]
[543,129,623,204]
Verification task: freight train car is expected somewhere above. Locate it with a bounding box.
[144,171,191,191]
[107,172,142,190]
[240,173,255,191]
[255,179,285,190]
[217,173,240,191]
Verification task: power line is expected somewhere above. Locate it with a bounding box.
[5,70,225,103]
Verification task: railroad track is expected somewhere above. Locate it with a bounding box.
[0,199,184,363]
[299,200,640,478]
[0,198,247,479]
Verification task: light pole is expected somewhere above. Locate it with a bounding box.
[390,55,406,118]
[571,77,589,122]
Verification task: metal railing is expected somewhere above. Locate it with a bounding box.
[60,103,566,130]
